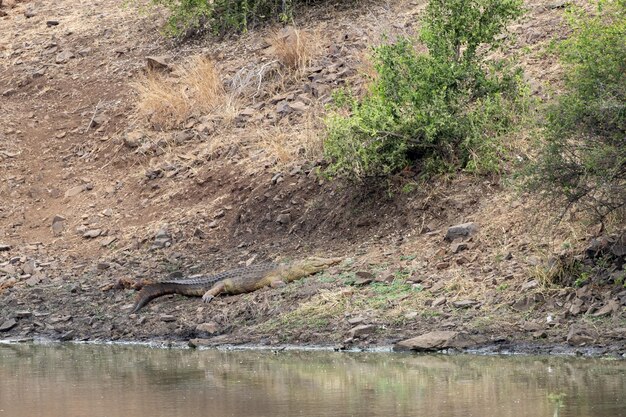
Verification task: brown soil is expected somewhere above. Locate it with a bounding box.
[0,0,624,356]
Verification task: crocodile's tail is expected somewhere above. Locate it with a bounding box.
[131,283,191,313]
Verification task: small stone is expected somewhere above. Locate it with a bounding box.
[102,208,113,217]
[349,324,376,338]
[46,20,60,27]
[14,311,32,319]
[160,314,176,322]
[97,262,110,270]
[435,262,450,270]
[521,280,539,291]
[0,319,18,332]
[276,213,291,224]
[432,296,447,307]
[24,10,36,18]
[146,55,172,71]
[276,101,292,115]
[289,101,308,112]
[452,299,479,308]
[592,300,620,317]
[83,229,102,238]
[347,316,366,325]
[445,222,479,242]
[52,221,64,236]
[0,244,11,252]
[55,50,75,64]
[195,322,219,335]
[60,330,75,341]
[100,236,117,247]
[22,260,36,275]
[65,185,85,198]
[271,172,283,185]
[566,326,596,346]
[289,166,302,176]
[124,131,144,148]
[451,242,468,254]
[25,275,41,286]
[52,215,66,224]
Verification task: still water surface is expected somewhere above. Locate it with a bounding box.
[0,343,625,417]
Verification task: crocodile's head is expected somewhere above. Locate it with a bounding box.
[299,257,342,273]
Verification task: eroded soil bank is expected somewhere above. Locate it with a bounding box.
[1,0,624,356]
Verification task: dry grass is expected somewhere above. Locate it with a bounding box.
[133,71,191,131]
[180,56,226,114]
[267,27,324,78]
[133,56,232,130]
[254,111,325,168]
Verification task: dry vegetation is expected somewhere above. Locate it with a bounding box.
[267,27,324,77]
[132,27,327,170]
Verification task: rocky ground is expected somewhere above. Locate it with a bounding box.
[0,0,624,356]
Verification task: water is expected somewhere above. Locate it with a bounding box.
[0,343,624,417]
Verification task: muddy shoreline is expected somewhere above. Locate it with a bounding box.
[1,337,624,359]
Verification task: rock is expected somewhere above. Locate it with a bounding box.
[276,101,292,115]
[102,208,113,217]
[14,311,32,319]
[55,50,75,64]
[100,236,117,247]
[271,172,283,185]
[521,321,543,332]
[451,242,468,253]
[51,220,64,236]
[452,299,479,308]
[2,89,16,96]
[146,55,172,71]
[349,324,376,338]
[22,260,36,275]
[432,296,447,307]
[25,275,41,286]
[24,9,36,18]
[276,213,291,224]
[289,101,308,112]
[52,215,66,224]
[347,316,366,325]
[65,185,85,198]
[96,262,110,270]
[124,131,144,148]
[46,20,59,27]
[60,330,75,341]
[160,314,176,322]
[511,296,536,312]
[153,226,171,248]
[592,299,620,317]
[0,244,11,252]
[521,280,539,291]
[195,322,219,335]
[353,271,374,286]
[83,229,102,238]
[445,222,479,242]
[547,0,569,8]
[394,331,485,352]
[435,262,450,270]
[566,325,597,346]
[0,319,17,332]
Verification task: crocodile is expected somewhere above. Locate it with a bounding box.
[131,257,342,313]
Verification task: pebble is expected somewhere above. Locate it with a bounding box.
[0,319,18,332]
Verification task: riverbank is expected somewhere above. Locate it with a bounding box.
[1,0,624,355]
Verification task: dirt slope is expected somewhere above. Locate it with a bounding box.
[0,0,624,355]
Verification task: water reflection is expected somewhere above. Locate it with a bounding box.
[0,343,624,417]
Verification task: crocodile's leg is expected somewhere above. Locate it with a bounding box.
[202,281,225,303]
[270,279,286,288]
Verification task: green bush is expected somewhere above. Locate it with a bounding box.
[530,0,625,221]
[151,0,334,37]
[324,0,525,179]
